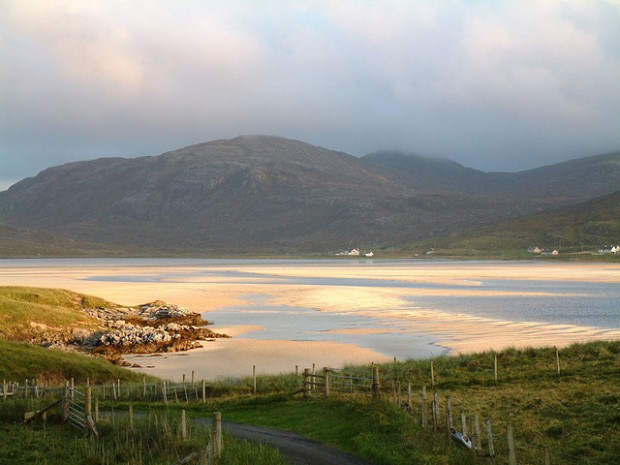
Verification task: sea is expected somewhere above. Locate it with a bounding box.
[3,258,619,359]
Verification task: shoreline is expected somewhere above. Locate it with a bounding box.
[1,259,619,380]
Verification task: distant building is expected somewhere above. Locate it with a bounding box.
[541,248,559,256]
[527,246,542,254]
[364,251,374,257]
[598,245,619,254]
[336,248,360,256]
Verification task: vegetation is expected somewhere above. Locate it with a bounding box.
[2,285,618,463]
[404,191,620,259]
[2,341,619,464]
[186,341,619,465]
[0,400,287,465]
[0,340,149,384]
[0,286,112,339]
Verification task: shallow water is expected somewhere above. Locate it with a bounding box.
[3,258,619,360]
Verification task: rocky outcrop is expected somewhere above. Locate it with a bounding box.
[31,300,228,364]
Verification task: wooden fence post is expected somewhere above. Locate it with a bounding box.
[486,418,495,458]
[420,387,427,430]
[143,376,147,398]
[432,389,439,432]
[407,381,412,408]
[181,409,187,440]
[372,366,381,400]
[95,398,99,422]
[202,380,206,403]
[303,369,311,398]
[460,408,467,436]
[212,412,222,460]
[312,363,316,393]
[446,396,453,436]
[162,382,168,405]
[323,367,330,398]
[63,380,70,422]
[430,360,435,388]
[129,404,134,434]
[544,446,551,465]
[2,380,6,401]
[253,365,257,395]
[494,353,498,383]
[85,385,92,434]
[507,423,517,465]
[473,414,482,453]
[555,347,561,378]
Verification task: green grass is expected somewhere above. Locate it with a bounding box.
[3,341,619,464]
[2,285,619,463]
[0,400,288,465]
[0,339,150,384]
[173,341,619,465]
[0,286,113,339]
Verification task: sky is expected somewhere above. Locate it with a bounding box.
[2,0,620,190]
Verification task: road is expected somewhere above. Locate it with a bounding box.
[223,421,377,465]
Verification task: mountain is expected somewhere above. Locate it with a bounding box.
[361,150,620,205]
[435,190,620,253]
[1,136,619,254]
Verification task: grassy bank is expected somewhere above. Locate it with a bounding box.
[0,286,112,340]
[185,340,619,465]
[0,339,150,384]
[2,341,619,464]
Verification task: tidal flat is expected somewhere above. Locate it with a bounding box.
[1,258,618,380]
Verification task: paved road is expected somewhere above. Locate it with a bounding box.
[223,421,377,465]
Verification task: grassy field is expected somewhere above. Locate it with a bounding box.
[2,286,619,464]
[2,341,619,464]
[182,341,618,465]
[0,286,113,340]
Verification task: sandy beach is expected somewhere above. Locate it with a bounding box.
[1,259,619,381]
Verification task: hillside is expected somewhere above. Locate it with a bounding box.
[1,136,619,255]
[430,190,620,254]
[0,286,226,371]
[362,150,620,202]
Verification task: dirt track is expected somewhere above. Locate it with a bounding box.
[223,421,377,465]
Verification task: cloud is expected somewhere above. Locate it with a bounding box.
[1,0,619,180]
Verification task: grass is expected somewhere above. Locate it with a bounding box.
[2,285,619,463]
[0,286,112,339]
[3,341,619,464]
[175,341,619,465]
[0,339,150,384]
[0,400,288,465]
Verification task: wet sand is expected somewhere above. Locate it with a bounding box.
[1,260,619,380]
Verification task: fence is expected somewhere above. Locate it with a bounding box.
[8,381,224,465]
[4,346,613,465]
[298,363,576,465]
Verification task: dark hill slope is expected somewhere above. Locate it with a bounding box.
[0,136,480,250]
[440,190,620,251]
[362,151,620,205]
[1,137,618,253]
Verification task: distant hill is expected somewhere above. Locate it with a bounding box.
[362,150,620,205]
[433,190,620,254]
[0,136,619,255]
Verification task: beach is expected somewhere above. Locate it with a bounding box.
[1,259,619,380]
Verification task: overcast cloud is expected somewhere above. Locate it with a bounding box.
[1,0,620,190]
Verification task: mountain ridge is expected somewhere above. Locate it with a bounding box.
[1,136,619,254]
